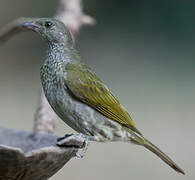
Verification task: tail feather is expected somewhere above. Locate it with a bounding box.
[126,127,185,174]
[143,139,185,174]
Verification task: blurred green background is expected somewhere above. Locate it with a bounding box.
[0,0,194,179]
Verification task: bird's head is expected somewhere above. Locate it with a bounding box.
[21,18,72,44]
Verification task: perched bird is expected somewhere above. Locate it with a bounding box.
[21,18,184,174]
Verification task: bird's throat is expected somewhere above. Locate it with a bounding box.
[46,42,77,65]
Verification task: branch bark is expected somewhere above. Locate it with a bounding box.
[33,89,57,133]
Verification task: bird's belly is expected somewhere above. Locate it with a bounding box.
[43,83,96,132]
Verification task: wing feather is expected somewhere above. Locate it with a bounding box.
[65,63,141,135]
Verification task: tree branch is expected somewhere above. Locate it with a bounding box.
[33,89,57,133]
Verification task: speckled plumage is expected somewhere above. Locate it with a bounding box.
[21,18,184,174]
[40,42,132,142]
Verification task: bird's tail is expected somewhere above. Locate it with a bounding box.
[130,132,185,174]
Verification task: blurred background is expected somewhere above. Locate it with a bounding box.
[0,0,194,179]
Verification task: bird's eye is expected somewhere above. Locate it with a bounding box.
[45,21,53,28]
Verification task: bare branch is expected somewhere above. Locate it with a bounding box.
[33,89,57,133]
[0,17,33,44]
[55,0,95,35]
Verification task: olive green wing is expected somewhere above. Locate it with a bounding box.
[65,63,141,135]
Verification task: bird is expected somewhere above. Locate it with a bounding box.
[21,18,184,174]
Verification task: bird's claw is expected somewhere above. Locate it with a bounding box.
[75,134,89,158]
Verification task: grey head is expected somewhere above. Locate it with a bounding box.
[21,18,73,45]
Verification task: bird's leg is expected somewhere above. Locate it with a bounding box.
[57,133,89,158]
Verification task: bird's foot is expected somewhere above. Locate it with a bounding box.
[57,133,89,158]
[76,134,89,158]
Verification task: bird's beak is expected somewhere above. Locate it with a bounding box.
[21,22,40,31]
